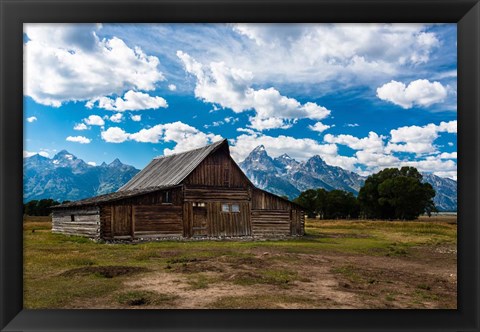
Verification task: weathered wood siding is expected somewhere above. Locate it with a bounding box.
[184,187,250,202]
[52,206,100,238]
[184,149,250,188]
[183,201,251,238]
[183,186,251,237]
[100,205,112,239]
[134,205,183,238]
[252,189,291,210]
[108,187,182,206]
[290,209,305,236]
[251,210,291,237]
[251,188,304,237]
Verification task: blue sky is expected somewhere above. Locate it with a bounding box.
[23,23,457,179]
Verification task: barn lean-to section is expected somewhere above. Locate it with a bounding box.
[52,139,304,241]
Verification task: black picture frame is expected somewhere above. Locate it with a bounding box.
[1,0,479,331]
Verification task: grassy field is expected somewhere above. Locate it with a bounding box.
[23,215,457,309]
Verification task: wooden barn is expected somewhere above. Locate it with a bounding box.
[52,139,304,240]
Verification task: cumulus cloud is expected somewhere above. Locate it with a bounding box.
[84,115,105,126]
[168,84,177,91]
[74,123,88,130]
[177,51,331,130]
[100,122,222,155]
[439,152,457,159]
[229,23,441,86]
[24,24,164,107]
[109,113,123,123]
[101,127,130,143]
[130,114,142,122]
[88,90,168,111]
[386,120,456,154]
[309,122,331,133]
[26,116,37,123]
[66,136,91,144]
[376,79,448,109]
[324,132,385,153]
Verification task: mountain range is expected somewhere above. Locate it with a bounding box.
[23,147,457,211]
[23,150,139,203]
[238,145,457,212]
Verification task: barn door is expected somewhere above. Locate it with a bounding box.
[192,206,208,237]
[112,205,132,237]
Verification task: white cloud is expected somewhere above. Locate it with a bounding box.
[432,171,457,180]
[100,122,222,156]
[230,132,359,170]
[66,136,91,144]
[228,23,441,86]
[87,161,97,166]
[168,84,177,91]
[448,142,454,147]
[346,123,359,127]
[324,131,385,153]
[386,120,456,154]
[224,117,239,124]
[89,90,168,112]
[376,79,447,109]
[177,51,331,130]
[403,157,457,177]
[109,113,123,123]
[309,122,331,133]
[84,115,105,126]
[24,24,164,107]
[26,116,37,123]
[101,127,130,143]
[130,114,142,122]
[74,123,88,130]
[439,152,457,159]
[23,150,49,158]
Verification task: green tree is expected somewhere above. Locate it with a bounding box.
[23,199,60,216]
[358,167,435,220]
[324,190,360,219]
[293,189,318,218]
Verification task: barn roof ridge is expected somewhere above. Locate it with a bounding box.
[153,138,228,160]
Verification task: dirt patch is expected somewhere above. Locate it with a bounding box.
[328,250,457,308]
[60,266,149,278]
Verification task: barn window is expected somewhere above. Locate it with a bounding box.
[221,204,230,212]
[231,204,240,213]
[162,191,171,204]
[193,202,205,207]
[70,215,75,222]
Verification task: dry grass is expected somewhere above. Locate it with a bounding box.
[23,215,457,309]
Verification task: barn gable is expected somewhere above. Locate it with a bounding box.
[119,139,228,191]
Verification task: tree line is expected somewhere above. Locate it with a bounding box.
[293,167,437,220]
[23,199,69,216]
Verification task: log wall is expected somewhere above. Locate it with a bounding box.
[251,209,291,237]
[52,206,100,238]
[134,205,183,238]
[252,189,291,210]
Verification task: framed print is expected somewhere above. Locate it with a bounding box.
[1,0,479,331]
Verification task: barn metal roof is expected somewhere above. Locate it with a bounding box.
[118,139,228,191]
[53,185,179,208]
